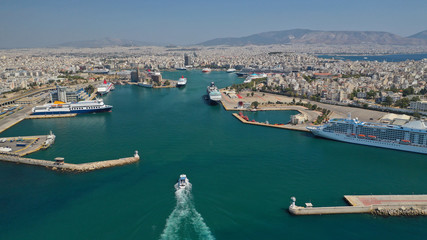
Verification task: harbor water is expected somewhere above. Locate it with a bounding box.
[1,70,427,240]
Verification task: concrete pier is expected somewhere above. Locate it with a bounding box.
[289,195,427,216]
[0,151,140,172]
[26,114,77,119]
[232,113,310,132]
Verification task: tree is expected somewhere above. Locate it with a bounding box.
[251,101,259,109]
[394,98,410,108]
[367,90,376,99]
[411,96,421,102]
[85,85,95,95]
[382,96,393,106]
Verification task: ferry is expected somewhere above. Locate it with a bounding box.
[244,73,267,83]
[42,131,56,149]
[207,82,222,102]
[138,82,153,88]
[31,99,112,115]
[177,76,187,87]
[97,80,114,95]
[202,68,212,73]
[307,116,427,154]
[178,174,189,189]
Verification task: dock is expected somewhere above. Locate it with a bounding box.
[0,151,140,172]
[26,113,77,119]
[0,134,55,156]
[288,195,427,216]
[232,113,309,132]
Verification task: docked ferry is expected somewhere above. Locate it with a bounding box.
[207,82,222,102]
[31,99,112,115]
[307,117,427,154]
[97,80,114,95]
[202,68,212,73]
[177,76,187,87]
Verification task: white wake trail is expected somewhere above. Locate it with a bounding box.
[160,184,215,240]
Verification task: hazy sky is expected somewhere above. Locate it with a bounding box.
[0,0,426,48]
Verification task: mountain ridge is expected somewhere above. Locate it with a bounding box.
[199,29,427,46]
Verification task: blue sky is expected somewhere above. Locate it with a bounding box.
[0,0,426,48]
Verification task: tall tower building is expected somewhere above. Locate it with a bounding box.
[184,54,191,66]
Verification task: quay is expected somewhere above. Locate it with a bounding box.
[289,195,427,216]
[0,151,140,172]
[26,113,77,119]
[0,134,54,156]
[232,113,309,132]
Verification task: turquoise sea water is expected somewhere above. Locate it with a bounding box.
[1,70,427,240]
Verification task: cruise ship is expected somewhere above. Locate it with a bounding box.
[97,80,114,95]
[177,76,187,87]
[207,82,222,102]
[307,116,427,154]
[31,99,112,115]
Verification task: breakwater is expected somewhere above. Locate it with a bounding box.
[0,151,140,172]
[232,113,309,132]
[289,195,427,216]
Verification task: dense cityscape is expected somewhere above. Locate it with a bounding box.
[1,45,426,113]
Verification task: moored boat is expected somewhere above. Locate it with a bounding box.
[177,76,187,87]
[31,99,112,115]
[207,82,222,102]
[307,116,427,154]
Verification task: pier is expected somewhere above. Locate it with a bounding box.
[0,151,140,172]
[232,113,309,132]
[288,195,427,216]
[26,113,77,119]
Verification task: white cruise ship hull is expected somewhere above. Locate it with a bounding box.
[309,127,427,155]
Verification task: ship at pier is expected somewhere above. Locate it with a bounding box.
[31,99,112,115]
[207,82,222,103]
[307,116,427,154]
[97,80,114,95]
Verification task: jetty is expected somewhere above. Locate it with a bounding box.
[232,113,309,132]
[26,113,77,119]
[0,150,140,172]
[289,195,427,216]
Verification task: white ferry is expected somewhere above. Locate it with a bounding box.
[177,76,187,87]
[31,99,112,115]
[207,82,222,102]
[97,80,114,95]
[307,116,427,154]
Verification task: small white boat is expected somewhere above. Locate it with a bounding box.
[178,174,189,189]
[226,68,236,73]
[202,68,211,73]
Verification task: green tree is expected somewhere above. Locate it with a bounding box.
[382,96,393,106]
[251,101,259,109]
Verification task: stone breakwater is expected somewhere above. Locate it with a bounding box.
[289,195,427,217]
[373,207,427,216]
[0,151,140,172]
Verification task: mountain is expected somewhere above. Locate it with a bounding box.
[408,30,427,40]
[199,29,427,46]
[53,38,165,48]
